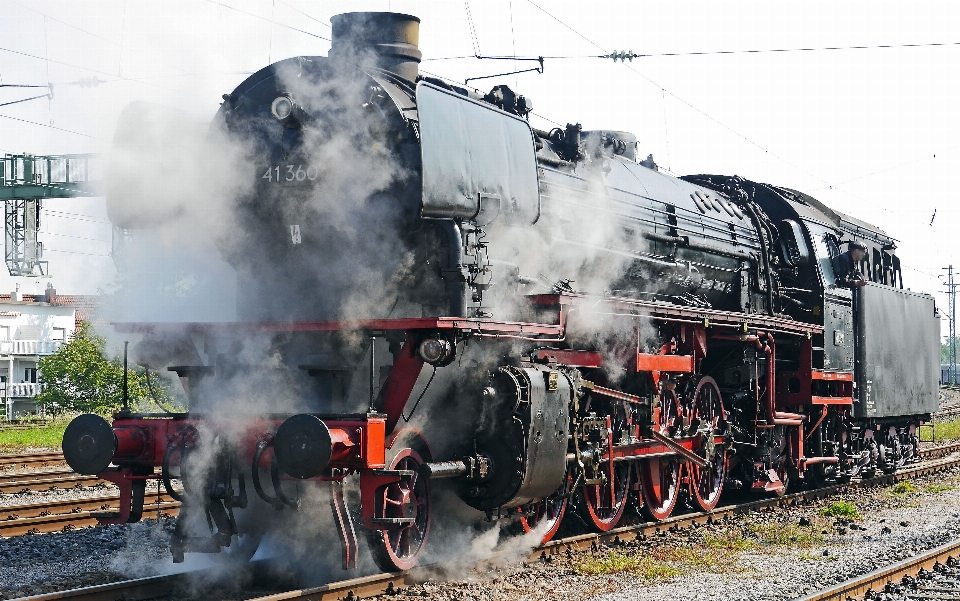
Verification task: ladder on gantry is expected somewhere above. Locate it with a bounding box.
[0,154,102,277]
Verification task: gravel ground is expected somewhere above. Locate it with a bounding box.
[1,453,959,600]
[383,467,960,601]
[0,517,174,599]
[0,447,59,456]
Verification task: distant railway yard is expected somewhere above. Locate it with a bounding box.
[2,405,960,601]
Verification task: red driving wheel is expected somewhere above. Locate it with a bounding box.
[639,386,682,520]
[687,376,727,512]
[520,475,571,543]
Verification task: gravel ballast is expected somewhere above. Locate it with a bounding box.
[1,458,959,600]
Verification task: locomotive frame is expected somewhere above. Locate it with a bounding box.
[65,291,885,571]
[61,10,940,574]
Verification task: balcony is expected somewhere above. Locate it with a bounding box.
[4,382,42,398]
[0,340,63,356]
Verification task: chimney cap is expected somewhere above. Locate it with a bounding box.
[329,12,422,82]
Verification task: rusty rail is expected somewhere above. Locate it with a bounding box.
[794,538,960,601]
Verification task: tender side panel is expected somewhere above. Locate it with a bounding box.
[854,283,939,418]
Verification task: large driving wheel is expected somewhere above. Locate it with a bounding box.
[578,462,630,532]
[520,475,571,543]
[687,377,727,511]
[640,456,681,520]
[367,431,431,572]
[640,387,682,520]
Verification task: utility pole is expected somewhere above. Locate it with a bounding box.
[944,265,958,384]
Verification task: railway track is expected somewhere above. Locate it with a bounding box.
[12,449,960,601]
[797,538,960,600]
[0,492,179,536]
[0,468,100,493]
[0,452,65,470]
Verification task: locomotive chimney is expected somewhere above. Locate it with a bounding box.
[329,12,422,82]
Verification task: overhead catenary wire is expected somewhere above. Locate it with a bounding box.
[205,0,330,42]
[523,0,835,191]
[43,210,112,224]
[0,46,186,93]
[275,0,331,29]
[0,113,97,139]
[0,93,50,109]
[5,0,195,78]
[463,1,481,56]
[423,40,960,62]
[43,248,111,258]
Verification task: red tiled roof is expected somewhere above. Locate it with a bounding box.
[0,293,101,330]
[53,295,101,329]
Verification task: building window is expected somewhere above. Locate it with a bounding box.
[0,327,9,341]
[52,328,66,341]
[24,368,36,383]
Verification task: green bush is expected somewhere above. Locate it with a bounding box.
[35,322,184,417]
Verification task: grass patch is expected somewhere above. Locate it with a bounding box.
[921,418,960,442]
[819,501,861,519]
[576,551,681,579]
[888,481,919,496]
[0,418,70,452]
[924,483,956,494]
[654,544,748,573]
[749,521,824,547]
[703,532,756,553]
[798,552,837,562]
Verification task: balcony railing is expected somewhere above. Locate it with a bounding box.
[4,383,42,398]
[0,340,63,355]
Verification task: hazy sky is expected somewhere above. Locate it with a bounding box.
[0,0,957,330]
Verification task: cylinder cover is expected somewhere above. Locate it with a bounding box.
[62,414,117,475]
[274,414,333,479]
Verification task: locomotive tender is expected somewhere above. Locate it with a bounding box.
[61,12,940,571]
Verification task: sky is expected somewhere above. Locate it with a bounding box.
[0,0,958,332]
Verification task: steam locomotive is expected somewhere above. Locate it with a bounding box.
[61,12,940,572]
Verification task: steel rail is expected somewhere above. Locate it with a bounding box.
[0,493,179,537]
[0,470,100,493]
[11,452,960,601]
[0,452,65,469]
[794,538,960,601]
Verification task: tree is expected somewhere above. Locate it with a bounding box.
[35,322,182,416]
[942,336,960,365]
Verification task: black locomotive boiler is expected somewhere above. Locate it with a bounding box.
[61,12,940,572]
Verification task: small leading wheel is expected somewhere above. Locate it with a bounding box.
[367,432,431,572]
[578,462,630,532]
[687,376,727,512]
[520,475,571,543]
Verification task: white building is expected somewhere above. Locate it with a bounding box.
[0,286,95,418]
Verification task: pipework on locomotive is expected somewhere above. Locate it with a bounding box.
[61,12,940,572]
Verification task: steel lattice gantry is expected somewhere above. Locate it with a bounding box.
[0,154,102,277]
